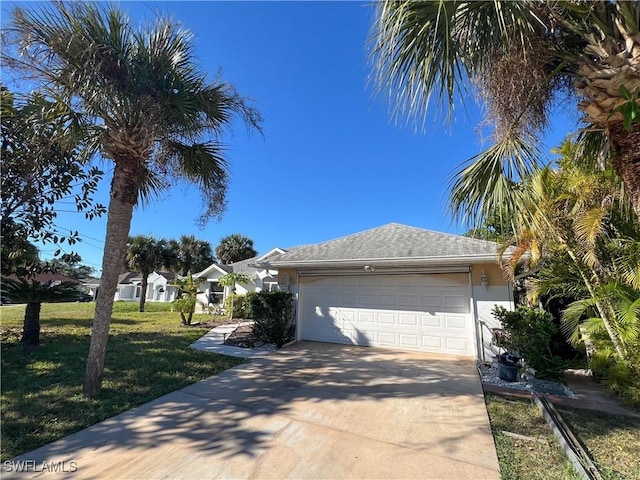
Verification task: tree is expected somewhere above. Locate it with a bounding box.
[1,277,83,347]
[500,142,640,359]
[126,235,166,313]
[218,272,250,320]
[167,235,215,276]
[371,1,640,222]
[215,234,257,265]
[5,2,261,397]
[48,253,96,280]
[172,274,200,326]
[0,87,104,276]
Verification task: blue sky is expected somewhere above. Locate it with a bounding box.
[5,1,579,275]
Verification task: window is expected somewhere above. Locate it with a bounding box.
[209,281,224,303]
[262,280,278,292]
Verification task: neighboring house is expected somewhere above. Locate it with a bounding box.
[258,223,514,361]
[193,247,285,312]
[83,271,179,303]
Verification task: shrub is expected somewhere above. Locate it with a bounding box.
[249,291,293,348]
[224,293,246,318]
[492,305,567,380]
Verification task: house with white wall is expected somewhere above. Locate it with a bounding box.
[83,271,179,303]
[193,247,285,312]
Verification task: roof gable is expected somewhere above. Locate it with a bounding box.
[193,262,230,279]
[266,223,500,266]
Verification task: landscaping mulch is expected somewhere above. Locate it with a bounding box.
[223,325,259,348]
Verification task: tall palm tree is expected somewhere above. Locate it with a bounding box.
[1,277,83,347]
[215,234,257,265]
[371,1,640,222]
[126,235,166,313]
[5,2,261,396]
[173,235,215,276]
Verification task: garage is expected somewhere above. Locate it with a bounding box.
[299,273,475,356]
[259,223,514,360]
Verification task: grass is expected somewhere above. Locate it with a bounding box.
[485,393,640,480]
[0,301,243,461]
[485,394,581,480]
[558,407,640,480]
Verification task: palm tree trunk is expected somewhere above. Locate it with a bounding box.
[565,249,626,359]
[609,122,640,218]
[21,302,41,346]
[139,274,148,313]
[84,161,139,398]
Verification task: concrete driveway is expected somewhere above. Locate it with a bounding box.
[5,342,500,479]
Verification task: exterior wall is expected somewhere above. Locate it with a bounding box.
[470,263,514,361]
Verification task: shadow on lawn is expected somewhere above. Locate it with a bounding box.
[6,341,494,476]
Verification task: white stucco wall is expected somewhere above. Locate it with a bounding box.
[472,283,514,362]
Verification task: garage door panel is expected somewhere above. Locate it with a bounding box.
[420,295,441,308]
[399,313,418,325]
[378,312,395,324]
[358,311,375,323]
[421,315,441,327]
[422,335,443,349]
[301,275,474,356]
[444,316,466,329]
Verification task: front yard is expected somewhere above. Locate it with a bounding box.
[485,393,640,480]
[3,301,639,478]
[0,302,242,461]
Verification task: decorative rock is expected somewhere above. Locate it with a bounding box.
[478,363,578,398]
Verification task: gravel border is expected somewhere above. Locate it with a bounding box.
[479,362,578,398]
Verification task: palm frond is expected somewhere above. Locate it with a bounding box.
[448,131,540,228]
[370,1,543,128]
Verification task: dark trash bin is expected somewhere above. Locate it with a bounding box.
[497,353,520,382]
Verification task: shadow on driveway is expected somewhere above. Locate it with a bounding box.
[4,342,499,479]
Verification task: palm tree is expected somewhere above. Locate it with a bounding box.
[172,274,200,326]
[215,234,257,265]
[126,235,166,313]
[1,277,83,347]
[371,1,640,222]
[218,272,250,320]
[500,145,639,359]
[5,2,261,396]
[171,235,215,276]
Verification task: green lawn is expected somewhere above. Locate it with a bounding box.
[485,393,640,480]
[0,302,243,461]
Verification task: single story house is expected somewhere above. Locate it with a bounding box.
[259,223,514,360]
[193,247,285,312]
[83,271,179,303]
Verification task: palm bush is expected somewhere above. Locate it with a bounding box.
[1,278,83,346]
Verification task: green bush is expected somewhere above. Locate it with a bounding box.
[224,293,245,318]
[590,342,640,407]
[248,291,293,348]
[492,305,567,380]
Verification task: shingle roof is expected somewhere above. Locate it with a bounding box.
[228,257,258,276]
[265,223,501,266]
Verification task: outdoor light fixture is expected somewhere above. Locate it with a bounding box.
[481,270,489,290]
[363,265,375,272]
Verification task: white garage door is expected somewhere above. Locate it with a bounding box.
[300,273,475,356]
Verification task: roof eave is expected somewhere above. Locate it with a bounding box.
[263,254,500,269]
